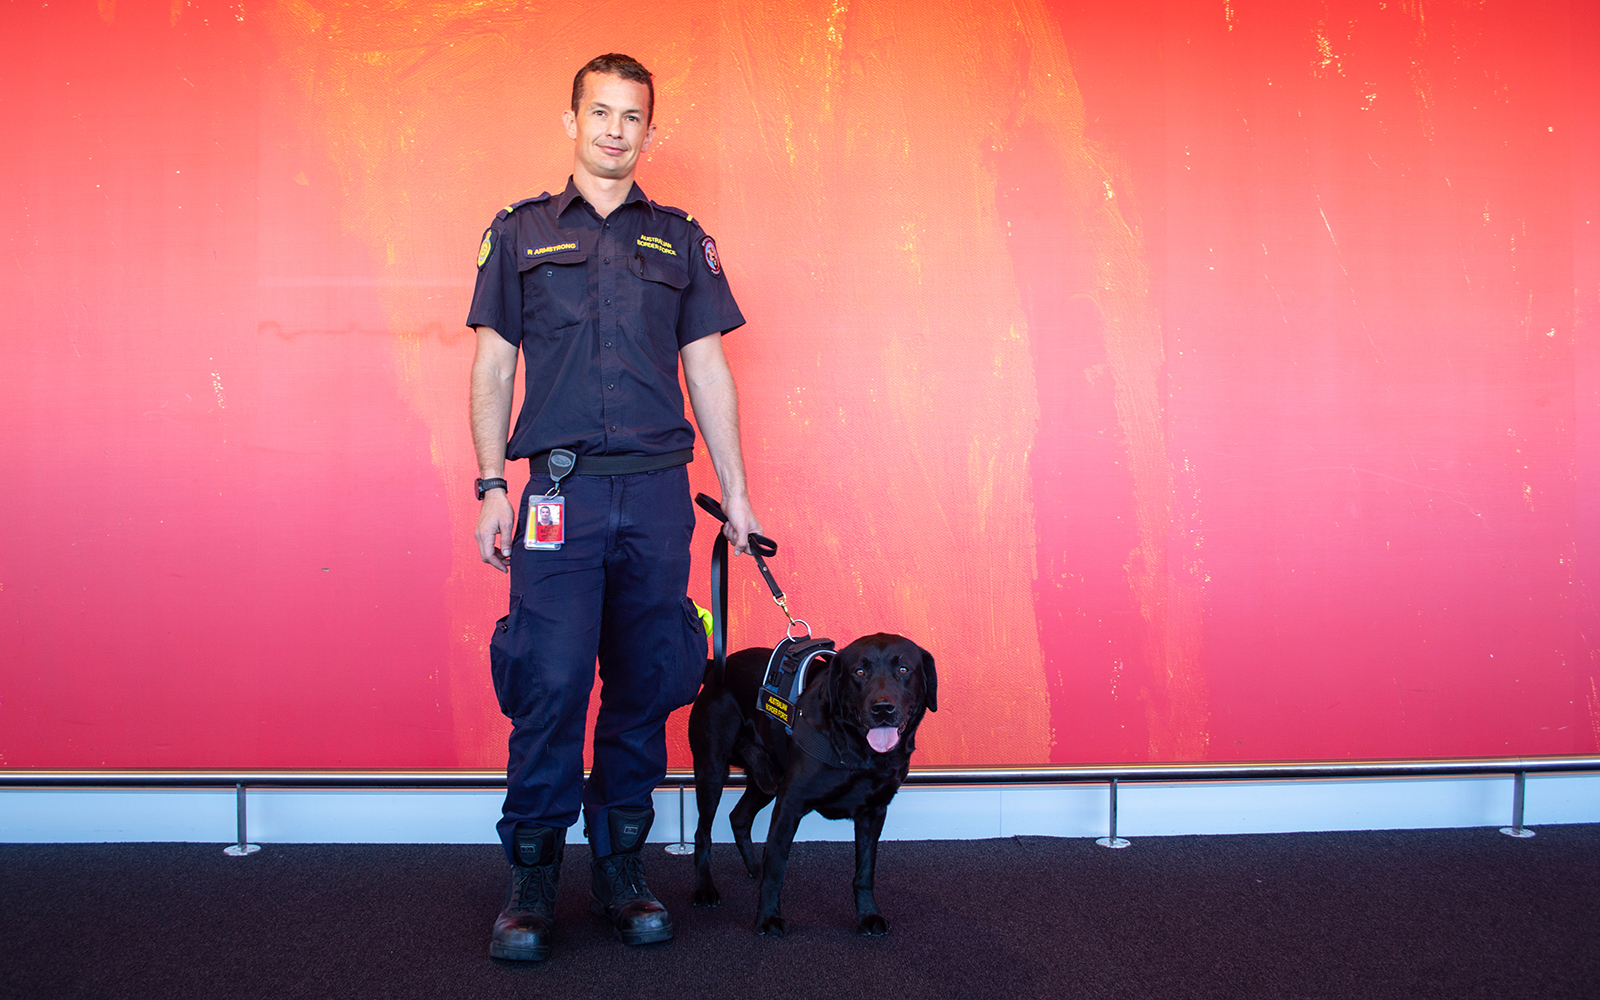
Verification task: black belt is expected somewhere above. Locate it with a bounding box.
[528,449,692,477]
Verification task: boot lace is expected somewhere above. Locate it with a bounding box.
[598,852,652,902]
[511,863,559,911]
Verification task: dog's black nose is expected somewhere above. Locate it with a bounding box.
[870,700,896,722]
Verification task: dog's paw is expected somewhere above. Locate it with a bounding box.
[856,913,890,936]
[691,884,721,907]
[755,915,789,938]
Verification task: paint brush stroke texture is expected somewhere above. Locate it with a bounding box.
[0,0,1593,769]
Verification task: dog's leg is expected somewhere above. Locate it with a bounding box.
[852,803,890,935]
[689,696,730,908]
[754,797,803,937]
[727,785,774,880]
[690,759,728,907]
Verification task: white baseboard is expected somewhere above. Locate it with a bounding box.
[2,772,1595,845]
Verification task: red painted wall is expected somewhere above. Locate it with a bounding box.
[1,0,1595,769]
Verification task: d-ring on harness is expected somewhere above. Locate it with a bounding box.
[695,494,846,766]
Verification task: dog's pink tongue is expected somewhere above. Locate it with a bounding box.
[867,727,900,753]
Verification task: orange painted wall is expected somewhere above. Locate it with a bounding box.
[2,0,1596,769]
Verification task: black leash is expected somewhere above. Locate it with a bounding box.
[694,494,847,767]
[694,494,782,682]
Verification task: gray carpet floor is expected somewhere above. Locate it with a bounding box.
[3,826,1596,999]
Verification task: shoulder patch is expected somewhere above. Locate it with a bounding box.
[495,192,552,220]
[476,228,494,269]
[701,235,722,276]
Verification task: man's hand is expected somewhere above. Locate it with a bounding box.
[719,493,763,557]
[475,490,515,572]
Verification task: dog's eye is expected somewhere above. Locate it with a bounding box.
[854,668,866,677]
[898,665,909,674]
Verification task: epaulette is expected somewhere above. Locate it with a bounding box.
[650,201,697,225]
[496,193,551,220]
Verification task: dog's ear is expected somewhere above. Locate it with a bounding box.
[920,646,937,713]
[826,649,845,709]
[826,646,854,715]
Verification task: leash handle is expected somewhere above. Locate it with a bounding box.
[693,494,777,557]
[693,494,782,600]
[696,492,794,679]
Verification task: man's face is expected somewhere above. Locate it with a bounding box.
[563,72,655,183]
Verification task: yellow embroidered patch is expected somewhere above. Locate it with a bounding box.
[476,229,493,269]
[527,242,579,257]
[636,235,677,256]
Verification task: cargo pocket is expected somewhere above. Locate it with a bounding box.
[488,595,547,725]
[656,595,709,715]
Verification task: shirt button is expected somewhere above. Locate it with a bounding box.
[604,298,611,305]
[545,270,553,276]
[610,425,618,431]
[604,257,610,264]
[604,341,612,348]
[607,383,615,389]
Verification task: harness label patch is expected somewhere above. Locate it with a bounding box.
[636,235,677,256]
[527,242,579,257]
[760,690,793,728]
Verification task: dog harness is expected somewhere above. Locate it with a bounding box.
[696,494,849,767]
[756,635,843,764]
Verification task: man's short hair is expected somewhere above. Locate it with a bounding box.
[571,53,655,123]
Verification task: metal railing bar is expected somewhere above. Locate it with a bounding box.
[2,755,1597,788]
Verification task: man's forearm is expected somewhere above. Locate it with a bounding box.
[682,333,761,553]
[470,327,520,571]
[470,327,518,479]
[682,336,750,502]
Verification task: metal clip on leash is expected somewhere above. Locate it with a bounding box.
[695,494,800,681]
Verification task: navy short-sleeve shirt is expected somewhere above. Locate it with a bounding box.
[466,178,745,460]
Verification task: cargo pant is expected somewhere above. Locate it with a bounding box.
[490,465,708,860]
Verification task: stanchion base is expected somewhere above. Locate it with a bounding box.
[663,842,694,856]
[224,843,261,856]
[1498,827,1536,839]
[1095,837,1131,849]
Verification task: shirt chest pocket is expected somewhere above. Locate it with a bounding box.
[519,247,589,336]
[628,251,690,323]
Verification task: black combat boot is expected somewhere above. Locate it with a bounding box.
[589,806,673,945]
[490,824,564,961]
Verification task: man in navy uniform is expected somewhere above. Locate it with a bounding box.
[466,53,761,960]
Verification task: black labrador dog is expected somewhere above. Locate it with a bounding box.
[686,632,936,936]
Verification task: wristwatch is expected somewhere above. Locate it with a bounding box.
[475,477,508,501]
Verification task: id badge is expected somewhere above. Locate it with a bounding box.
[525,495,566,550]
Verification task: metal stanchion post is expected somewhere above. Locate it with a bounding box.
[1095,777,1131,848]
[223,782,261,856]
[1499,770,1535,838]
[664,783,694,855]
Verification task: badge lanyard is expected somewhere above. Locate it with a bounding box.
[524,448,576,550]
